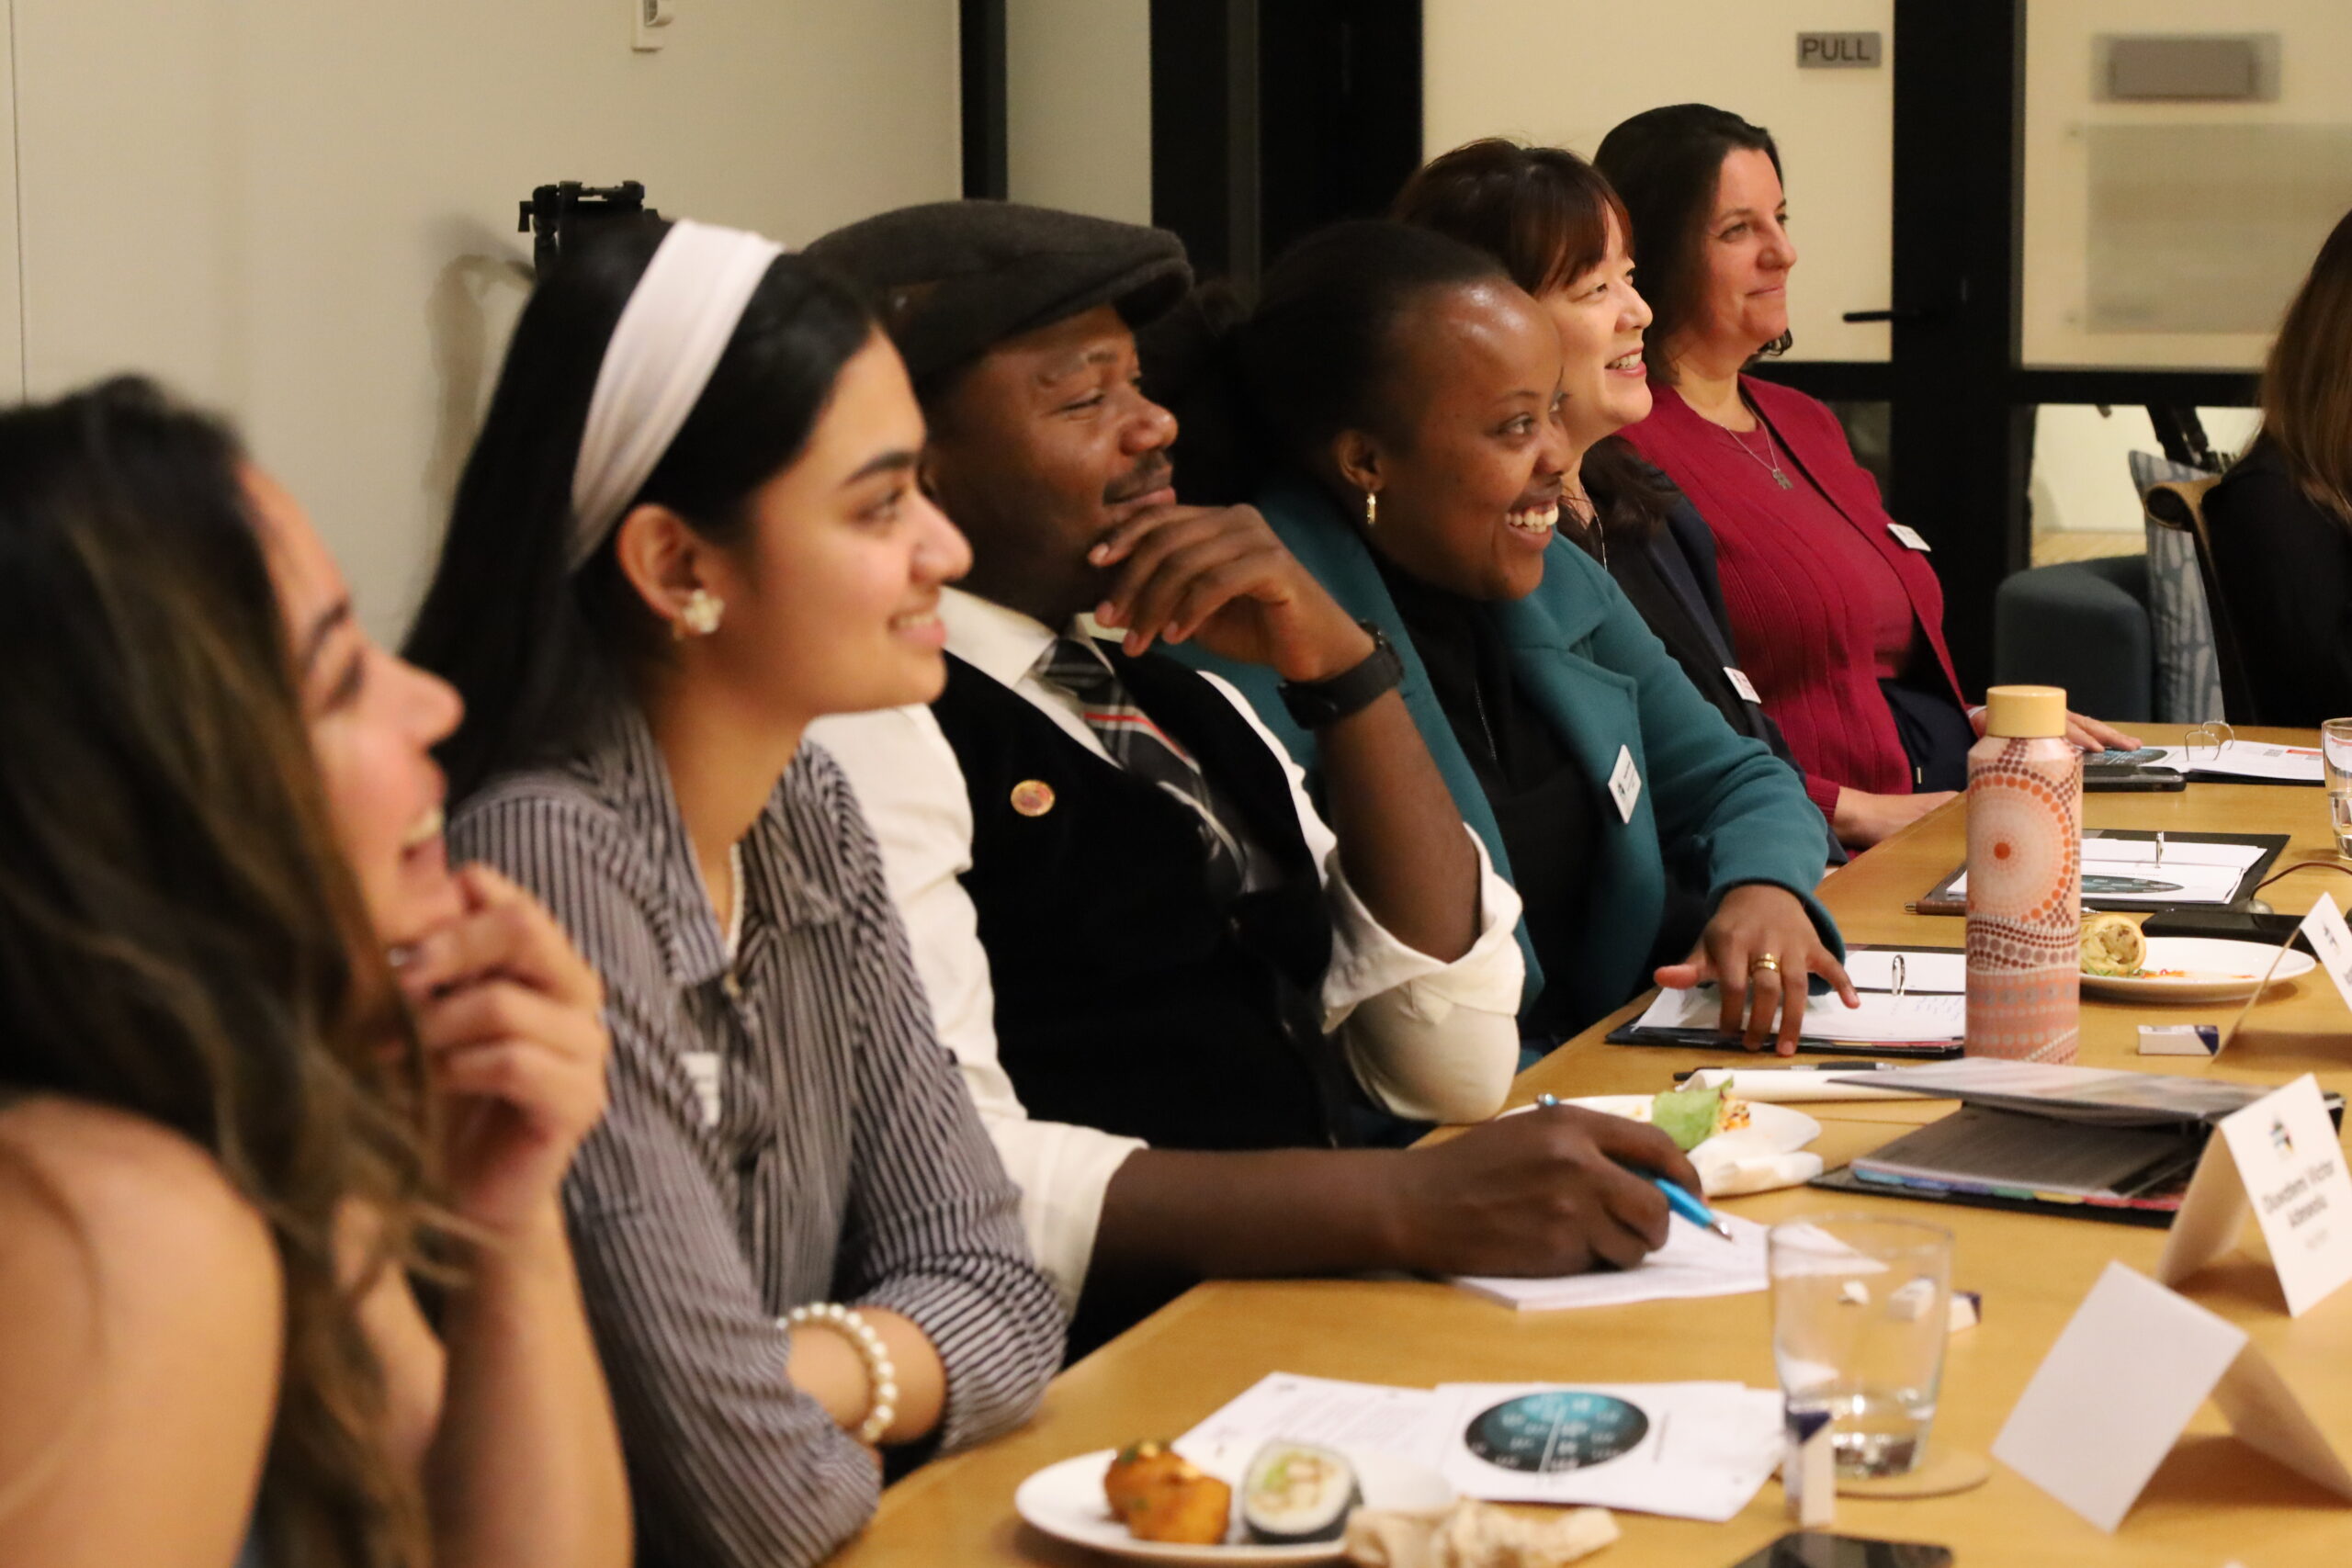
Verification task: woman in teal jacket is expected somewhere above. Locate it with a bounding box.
[1158,222,1850,1052]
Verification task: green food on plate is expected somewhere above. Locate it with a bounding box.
[1649,1083,1723,1153]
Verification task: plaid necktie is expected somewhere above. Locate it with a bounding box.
[1035,636,1246,900]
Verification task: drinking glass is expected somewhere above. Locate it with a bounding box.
[1769,1215,1953,1479]
[2324,719,2352,859]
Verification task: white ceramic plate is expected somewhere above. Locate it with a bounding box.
[2081,936,2317,1003]
[1012,1447,1451,1565]
[1504,1093,1821,1156]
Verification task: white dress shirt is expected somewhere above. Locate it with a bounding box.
[809,588,1524,1303]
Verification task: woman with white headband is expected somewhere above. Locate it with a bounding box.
[404,220,1062,1567]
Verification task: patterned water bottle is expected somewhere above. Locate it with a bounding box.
[1964,685,2081,1063]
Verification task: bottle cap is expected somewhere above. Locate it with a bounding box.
[1983,684,2066,739]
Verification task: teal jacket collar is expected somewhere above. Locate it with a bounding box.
[1174,470,1840,1028]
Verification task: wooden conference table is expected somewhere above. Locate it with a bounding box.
[840,727,2352,1568]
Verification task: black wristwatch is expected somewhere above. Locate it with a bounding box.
[1278,621,1405,729]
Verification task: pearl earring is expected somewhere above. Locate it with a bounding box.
[1363,491,1379,528]
[675,588,725,638]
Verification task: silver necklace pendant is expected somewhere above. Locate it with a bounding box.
[1771,468,1792,490]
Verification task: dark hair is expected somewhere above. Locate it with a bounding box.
[1393,138,1676,548]
[404,220,876,801]
[0,378,435,1568]
[1593,103,1788,382]
[2260,205,2352,523]
[1393,138,1632,298]
[1151,220,1510,503]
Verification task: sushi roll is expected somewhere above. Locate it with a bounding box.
[1241,1440,1361,1545]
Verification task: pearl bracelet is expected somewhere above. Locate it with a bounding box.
[783,1302,899,1445]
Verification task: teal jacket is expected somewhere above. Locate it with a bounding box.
[1176,472,1840,1030]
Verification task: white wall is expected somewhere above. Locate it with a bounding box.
[1006,0,1151,223]
[10,0,962,637]
[1424,0,1894,364]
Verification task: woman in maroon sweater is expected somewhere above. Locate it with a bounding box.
[1597,104,2134,846]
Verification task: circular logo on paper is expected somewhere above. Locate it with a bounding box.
[1462,1391,1649,1473]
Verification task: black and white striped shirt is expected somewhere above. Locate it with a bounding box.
[448,705,1064,1568]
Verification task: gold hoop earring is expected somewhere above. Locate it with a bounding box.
[1363,491,1378,528]
[674,587,726,638]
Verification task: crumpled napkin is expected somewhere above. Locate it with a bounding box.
[1690,1129,1825,1197]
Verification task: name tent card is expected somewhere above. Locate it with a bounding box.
[2301,892,2352,1013]
[1993,1261,2352,1532]
[2157,1074,2352,1317]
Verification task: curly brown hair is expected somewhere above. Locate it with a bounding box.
[0,378,436,1568]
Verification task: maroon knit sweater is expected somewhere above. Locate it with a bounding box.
[1622,378,1966,816]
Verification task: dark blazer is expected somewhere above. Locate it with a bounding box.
[2201,437,2352,727]
[1179,471,1841,1030]
[1605,478,1798,760]
[1611,486,1844,865]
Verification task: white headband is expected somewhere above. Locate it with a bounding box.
[567,219,787,570]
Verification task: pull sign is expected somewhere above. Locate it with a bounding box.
[1797,32,1883,68]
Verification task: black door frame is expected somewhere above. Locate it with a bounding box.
[959,0,1009,200]
[1143,0,1420,290]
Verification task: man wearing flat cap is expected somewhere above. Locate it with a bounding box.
[808,201,1699,1348]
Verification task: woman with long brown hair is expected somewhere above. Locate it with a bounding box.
[0,378,627,1567]
[1595,104,2136,846]
[2202,207,2352,725]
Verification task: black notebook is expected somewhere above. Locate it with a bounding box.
[1809,1062,2345,1227]
[1912,829,2287,916]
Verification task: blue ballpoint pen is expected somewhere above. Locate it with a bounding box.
[1534,1092,1736,1241]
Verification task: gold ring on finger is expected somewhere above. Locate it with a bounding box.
[1747,953,1781,975]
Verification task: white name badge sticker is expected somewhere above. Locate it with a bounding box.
[1724,667,1762,705]
[1887,523,1932,551]
[1993,1261,2352,1533]
[2300,892,2352,1014]
[2157,1074,2352,1317]
[1607,745,1643,824]
[681,1050,723,1128]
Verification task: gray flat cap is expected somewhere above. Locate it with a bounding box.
[805,200,1191,387]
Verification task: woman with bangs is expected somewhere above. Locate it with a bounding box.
[1393,137,1810,784]
[0,378,625,1568]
